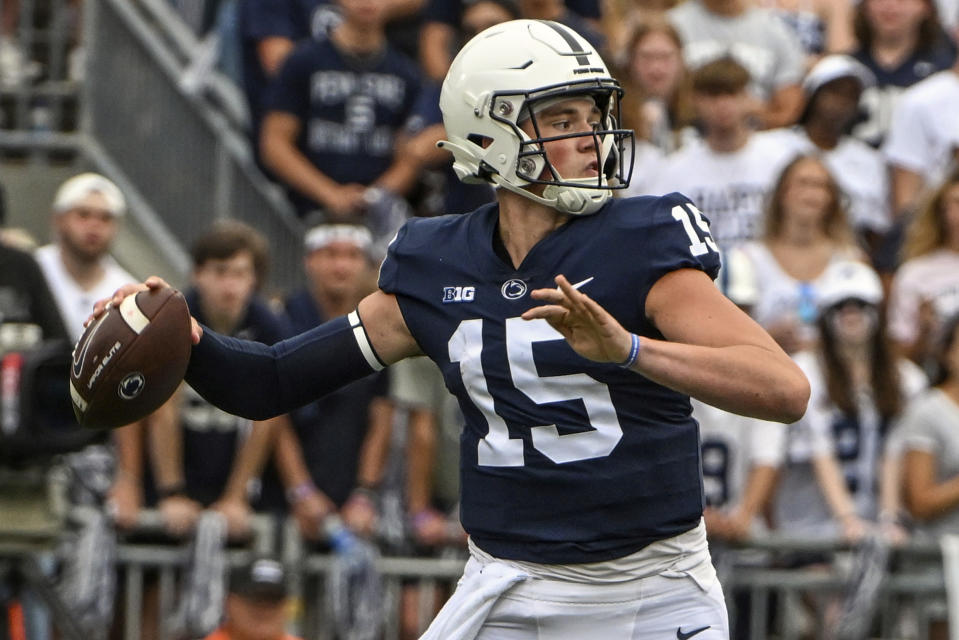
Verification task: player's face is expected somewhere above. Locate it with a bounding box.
[941,182,959,249]
[193,250,257,325]
[780,158,834,229]
[224,595,286,640]
[521,97,602,185]
[630,31,683,100]
[55,193,118,263]
[304,241,369,300]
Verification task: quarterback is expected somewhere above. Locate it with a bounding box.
[97,20,808,640]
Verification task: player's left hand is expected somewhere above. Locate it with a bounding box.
[523,274,633,365]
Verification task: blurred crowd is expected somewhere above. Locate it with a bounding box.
[2,0,959,638]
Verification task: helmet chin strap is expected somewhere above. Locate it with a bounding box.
[492,175,610,215]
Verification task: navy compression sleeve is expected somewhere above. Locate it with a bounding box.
[184,312,385,420]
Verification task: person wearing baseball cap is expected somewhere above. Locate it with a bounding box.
[203,555,302,640]
[763,55,892,257]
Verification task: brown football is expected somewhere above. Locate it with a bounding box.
[69,286,191,429]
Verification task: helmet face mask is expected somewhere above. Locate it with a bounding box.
[440,20,635,215]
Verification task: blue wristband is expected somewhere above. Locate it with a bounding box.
[619,333,641,368]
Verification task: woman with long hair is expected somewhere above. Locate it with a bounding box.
[773,260,926,542]
[726,154,864,354]
[888,168,959,369]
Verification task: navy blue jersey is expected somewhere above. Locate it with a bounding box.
[378,194,721,563]
[851,41,956,148]
[268,37,423,215]
[239,0,338,145]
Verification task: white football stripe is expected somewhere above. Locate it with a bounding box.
[69,381,88,412]
[348,311,384,371]
[119,294,150,334]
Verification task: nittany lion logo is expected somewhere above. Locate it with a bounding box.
[501,279,527,300]
[118,372,145,400]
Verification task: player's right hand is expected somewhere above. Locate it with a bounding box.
[86,276,204,344]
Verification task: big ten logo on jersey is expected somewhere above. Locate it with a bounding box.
[443,286,476,303]
[181,384,250,433]
[700,439,730,508]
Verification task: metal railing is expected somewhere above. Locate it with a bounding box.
[82,0,305,293]
[2,504,954,640]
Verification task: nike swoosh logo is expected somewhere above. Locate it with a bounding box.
[677,626,711,640]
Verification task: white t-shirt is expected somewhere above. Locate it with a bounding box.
[726,242,862,343]
[668,0,806,100]
[883,70,959,189]
[774,351,926,536]
[898,388,959,539]
[646,132,795,252]
[34,244,138,342]
[887,249,959,346]
[621,141,666,199]
[762,126,893,233]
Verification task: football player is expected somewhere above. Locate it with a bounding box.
[97,20,809,639]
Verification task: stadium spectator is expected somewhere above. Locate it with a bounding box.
[849,0,956,149]
[264,224,394,544]
[901,311,959,539]
[899,311,959,640]
[773,260,925,543]
[763,55,893,258]
[259,0,422,240]
[646,57,795,258]
[144,220,289,539]
[34,173,144,526]
[883,52,959,218]
[238,0,342,160]
[725,155,864,354]
[887,168,959,370]
[772,259,925,636]
[667,0,806,129]
[202,555,302,640]
[617,18,695,197]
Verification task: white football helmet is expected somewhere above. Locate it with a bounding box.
[439,19,634,215]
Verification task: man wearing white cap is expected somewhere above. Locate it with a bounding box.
[35,172,133,343]
[34,172,144,529]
